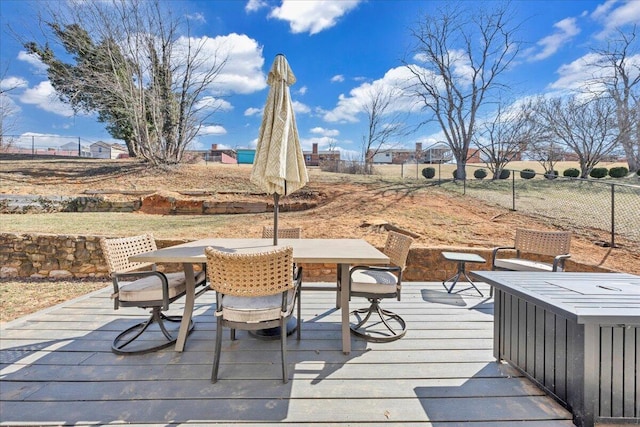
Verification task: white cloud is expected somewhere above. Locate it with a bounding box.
[269,0,361,35]
[198,125,227,136]
[591,0,640,38]
[19,81,75,117]
[245,0,268,13]
[0,76,28,91]
[16,51,48,72]
[244,107,262,116]
[186,12,206,23]
[549,51,640,94]
[299,135,339,152]
[331,74,345,83]
[292,99,311,114]
[188,33,266,95]
[195,96,233,112]
[323,66,418,123]
[296,85,308,95]
[310,127,339,137]
[525,17,581,62]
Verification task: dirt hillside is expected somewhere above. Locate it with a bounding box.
[1,156,638,275]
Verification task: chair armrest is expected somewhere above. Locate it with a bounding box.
[114,270,171,310]
[491,246,515,268]
[552,254,571,271]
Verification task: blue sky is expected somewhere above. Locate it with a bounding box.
[1,0,639,159]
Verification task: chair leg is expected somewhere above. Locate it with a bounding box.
[211,317,223,383]
[296,289,301,341]
[112,308,191,355]
[281,317,288,383]
[350,299,407,343]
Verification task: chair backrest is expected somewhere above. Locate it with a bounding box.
[262,226,302,239]
[206,246,294,297]
[514,228,571,257]
[100,234,157,274]
[383,231,413,270]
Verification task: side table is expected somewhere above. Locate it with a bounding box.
[441,251,486,296]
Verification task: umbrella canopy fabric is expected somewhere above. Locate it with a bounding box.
[250,54,308,197]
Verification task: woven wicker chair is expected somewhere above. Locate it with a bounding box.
[100,234,206,355]
[492,228,571,272]
[262,226,302,239]
[349,231,413,342]
[206,246,302,383]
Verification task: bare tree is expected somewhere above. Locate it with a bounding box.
[24,0,227,165]
[473,100,535,179]
[532,96,621,178]
[587,26,639,173]
[404,3,520,179]
[0,63,21,151]
[360,86,411,174]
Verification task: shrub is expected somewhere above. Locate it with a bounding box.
[473,168,487,179]
[609,166,629,178]
[520,168,536,179]
[637,169,640,176]
[421,167,436,179]
[544,170,559,180]
[590,167,608,179]
[563,168,580,178]
[452,169,463,179]
[498,169,510,179]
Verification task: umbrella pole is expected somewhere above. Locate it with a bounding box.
[273,193,279,245]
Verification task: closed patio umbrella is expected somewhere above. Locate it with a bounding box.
[251,54,308,245]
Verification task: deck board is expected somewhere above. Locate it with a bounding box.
[0,282,574,426]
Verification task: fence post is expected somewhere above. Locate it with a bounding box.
[511,171,516,211]
[611,184,615,248]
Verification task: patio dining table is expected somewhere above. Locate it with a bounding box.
[129,238,389,354]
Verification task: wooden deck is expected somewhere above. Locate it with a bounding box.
[0,282,574,426]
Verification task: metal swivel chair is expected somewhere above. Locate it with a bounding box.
[349,231,413,342]
[100,234,206,355]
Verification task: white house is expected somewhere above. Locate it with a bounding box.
[59,142,91,157]
[90,142,128,159]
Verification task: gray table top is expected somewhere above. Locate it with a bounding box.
[441,251,486,263]
[470,271,640,324]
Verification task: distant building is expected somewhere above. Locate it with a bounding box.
[236,149,256,164]
[208,144,238,164]
[303,143,340,166]
[369,142,452,164]
[90,141,128,159]
[59,142,91,157]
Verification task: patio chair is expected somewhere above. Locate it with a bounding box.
[262,226,302,239]
[206,245,302,383]
[349,231,413,342]
[100,234,206,355]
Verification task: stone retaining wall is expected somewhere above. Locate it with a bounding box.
[0,233,610,281]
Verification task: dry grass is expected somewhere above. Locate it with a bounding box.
[0,279,109,324]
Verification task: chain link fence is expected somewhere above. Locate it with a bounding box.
[441,166,640,250]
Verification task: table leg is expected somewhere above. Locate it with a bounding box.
[175,262,196,352]
[339,263,351,354]
[443,261,483,296]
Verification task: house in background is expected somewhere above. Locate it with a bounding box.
[369,142,453,164]
[90,141,128,159]
[303,143,340,166]
[208,144,238,164]
[59,142,91,157]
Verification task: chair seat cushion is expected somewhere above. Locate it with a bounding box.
[119,271,204,302]
[494,258,556,272]
[351,269,398,295]
[221,289,295,323]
